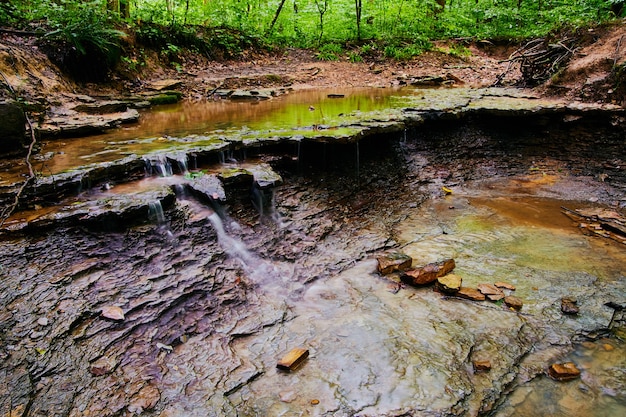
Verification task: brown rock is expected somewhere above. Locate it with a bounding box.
[477,283,504,295]
[547,362,581,381]
[100,306,125,321]
[473,360,492,372]
[487,293,505,301]
[436,274,462,294]
[377,252,413,275]
[561,297,579,315]
[277,347,309,371]
[495,281,516,291]
[456,287,486,301]
[504,296,523,311]
[402,259,455,286]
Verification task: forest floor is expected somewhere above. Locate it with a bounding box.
[1,20,625,107]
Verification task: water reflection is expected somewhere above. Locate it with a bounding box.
[32,87,407,177]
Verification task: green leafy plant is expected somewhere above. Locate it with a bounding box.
[317,43,343,61]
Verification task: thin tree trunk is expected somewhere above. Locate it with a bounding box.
[268,0,288,34]
[355,0,362,41]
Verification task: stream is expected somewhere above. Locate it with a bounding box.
[0,87,625,417]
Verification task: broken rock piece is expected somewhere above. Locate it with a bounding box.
[377,252,413,275]
[402,258,456,286]
[277,347,309,371]
[547,362,581,381]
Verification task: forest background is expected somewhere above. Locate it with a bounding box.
[1,0,625,83]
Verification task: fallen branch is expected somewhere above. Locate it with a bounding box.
[0,69,38,228]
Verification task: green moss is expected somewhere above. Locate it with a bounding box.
[148,93,182,105]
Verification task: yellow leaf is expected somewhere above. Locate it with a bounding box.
[442,187,453,195]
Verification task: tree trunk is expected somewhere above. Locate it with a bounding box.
[355,0,362,41]
[268,0,288,34]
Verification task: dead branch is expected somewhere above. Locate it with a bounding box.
[494,37,578,86]
[0,69,38,228]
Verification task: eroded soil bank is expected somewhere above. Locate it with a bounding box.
[0,111,625,416]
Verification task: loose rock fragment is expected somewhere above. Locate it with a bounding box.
[495,281,516,291]
[377,252,413,275]
[473,360,492,372]
[477,283,505,301]
[402,258,456,286]
[277,347,309,371]
[504,296,523,311]
[561,297,579,315]
[456,287,486,301]
[100,306,125,321]
[436,274,462,294]
[547,362,581,381]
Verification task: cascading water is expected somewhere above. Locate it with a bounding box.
[148,200,166,224]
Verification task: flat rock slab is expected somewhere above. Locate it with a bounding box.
[38,109,139,138]
[377,252,413,275]
[402,258,455,286]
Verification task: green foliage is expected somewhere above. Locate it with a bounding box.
[41,1,125,56]
[317,43,344,61]
[4,0,624,63]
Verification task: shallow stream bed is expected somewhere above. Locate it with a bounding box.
[0,87,625,416]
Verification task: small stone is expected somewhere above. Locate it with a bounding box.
[477,283,504,296]
[90,357,115,376]
[547,362,581,381]
[603,343,615,351]
[100,306,125,321]
[436,274,462,294]
[487,293,505,301]
[494,281,516,291]
[456,287,486,301]
[29,331,45,340]
[402,259,455,286]
[377,252,413,275]
[310,399,320,405]
[561,297,579,315]
[504,296,523,311]
[37,317,49,326]
[473,360,492,372]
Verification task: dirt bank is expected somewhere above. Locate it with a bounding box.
[1,21,625,107]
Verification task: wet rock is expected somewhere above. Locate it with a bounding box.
[246,163,283,189]
[100,306,125,321]
[230,90,273,101]
[218,168,254,188]
[456,287,486,301]
[477,283,505,301]
[188,174,226,202]
[90,357,116,376]
[561,297,580,315]
[436,273,462,294]
[495,281,516,291]
[72,100,128,114]
[37,108,140,138]
[547,362,581,381]
[473,360,492,372]
[504,296,524,311]
[402,258,455,286]
[377,252,413,275]
[0,100,26,153]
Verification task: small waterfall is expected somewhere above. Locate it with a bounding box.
[174,154,189,175]
[148,200,166,224]
[145,155,173,177]
[207,212,255,267]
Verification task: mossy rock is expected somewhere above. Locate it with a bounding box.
[148,92,182,105]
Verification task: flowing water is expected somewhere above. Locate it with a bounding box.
[0,87,625,417]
